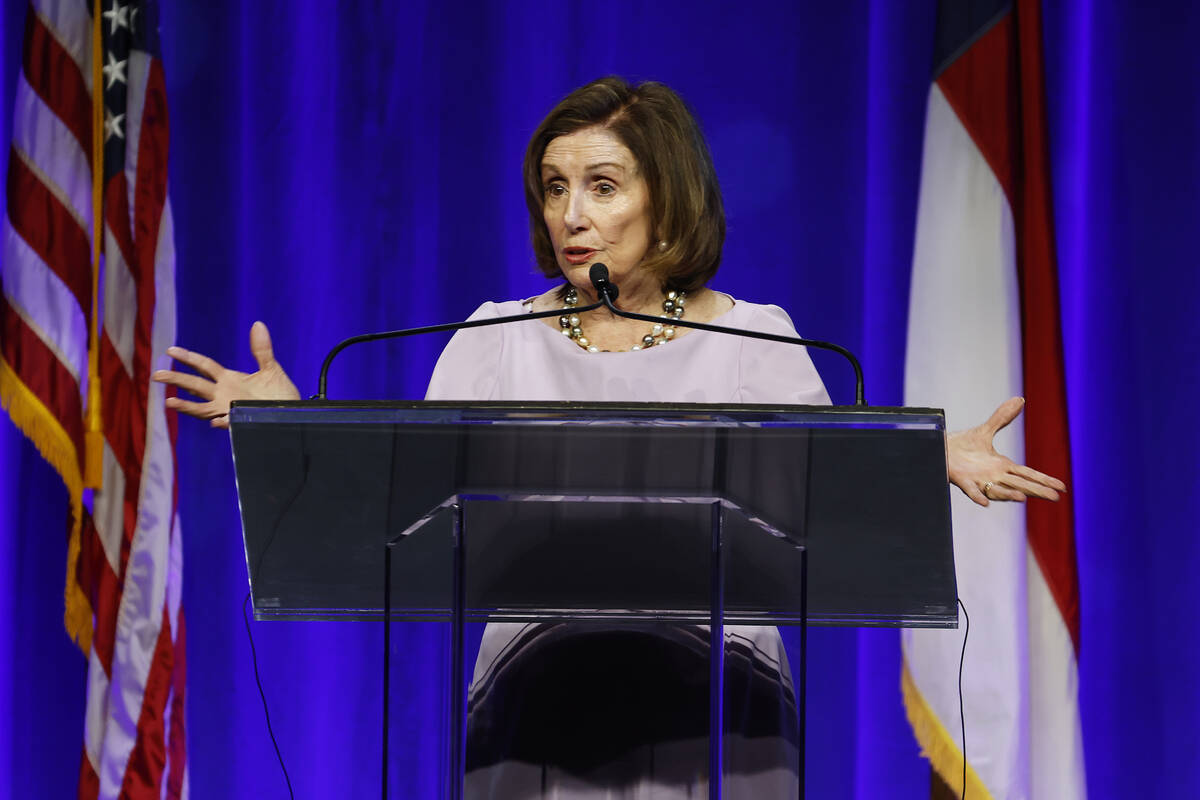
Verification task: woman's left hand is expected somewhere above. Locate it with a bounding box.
[947,396,1067,507]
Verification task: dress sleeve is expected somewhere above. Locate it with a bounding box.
[736,304,832,405]
[424,302,505,401]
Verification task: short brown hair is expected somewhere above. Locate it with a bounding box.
[523,77,725,292]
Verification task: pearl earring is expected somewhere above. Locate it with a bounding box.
[657,240,668,251]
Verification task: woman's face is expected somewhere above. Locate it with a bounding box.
[540,126,654,292]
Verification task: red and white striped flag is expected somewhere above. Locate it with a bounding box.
[0,1,186,796]
[902,2,1083,797]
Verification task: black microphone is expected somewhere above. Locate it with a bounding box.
[588,263,867,406]
[589,263,620,302]
[315,296,605,399]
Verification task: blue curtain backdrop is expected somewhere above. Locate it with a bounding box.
[1,1,1197,797]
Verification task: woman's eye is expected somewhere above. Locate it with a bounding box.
[595,182,615,196]
[545,183,566,197]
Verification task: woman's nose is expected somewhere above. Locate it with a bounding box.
[563,191,589,231]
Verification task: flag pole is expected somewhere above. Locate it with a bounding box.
[62,0,107,656]
[84,0,104,490]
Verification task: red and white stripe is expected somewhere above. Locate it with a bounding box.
[901,3,1083,798]
[1,2,93,482]
[0,1,186,797]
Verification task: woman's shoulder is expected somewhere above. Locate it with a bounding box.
[525,285,567,315]
[714,295,829,405]
[427,298,531,400]
[719,295,800,334]
[465,299,533,319]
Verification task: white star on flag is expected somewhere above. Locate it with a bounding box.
[104,110,125,141]
[103,4,130,35]
[103,52,127,89]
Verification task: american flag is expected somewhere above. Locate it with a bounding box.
[902,1,1084,797]
[0,1,186,797]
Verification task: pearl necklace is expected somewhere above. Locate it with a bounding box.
[559,285,686,352]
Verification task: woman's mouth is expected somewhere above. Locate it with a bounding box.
[562,247,597,265]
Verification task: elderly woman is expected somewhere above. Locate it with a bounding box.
[155,78,1063,797]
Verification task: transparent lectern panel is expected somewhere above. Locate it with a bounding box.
[387,497,803,623]
[720,423,956,625]
[460,499,715,619]
[232,402,956,628]
[722,508,807,624]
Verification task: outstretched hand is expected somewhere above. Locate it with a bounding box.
[152,321,300,429]
[947,396,1067,507]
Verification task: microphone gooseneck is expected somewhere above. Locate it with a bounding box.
[587,262,867,406]
[316,297,605,399]
[317,263,866,404]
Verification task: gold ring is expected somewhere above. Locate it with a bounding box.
[982,481,994,496]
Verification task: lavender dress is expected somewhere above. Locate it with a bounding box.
[426,296,829,799]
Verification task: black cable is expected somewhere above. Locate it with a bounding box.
[957,596,970,799]
[241,425,311,798]
[243,592,295,800]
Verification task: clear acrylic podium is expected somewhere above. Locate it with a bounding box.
[230,401,957,799]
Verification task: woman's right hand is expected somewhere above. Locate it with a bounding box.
[152,321,300,428]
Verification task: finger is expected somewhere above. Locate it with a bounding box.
[152,369,216,400]
[960,481,990,508]
[987,483,1027,503]
[984,396,1025,435]
[249,321,276,371]
[999,473,1061,502]
[1011,463,1067,492]
[210,414,230,429]
[167,346,226,381]
[164,395,215,419]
